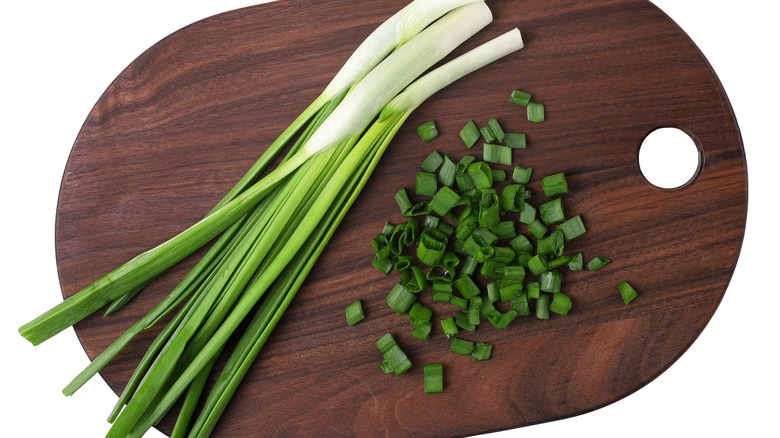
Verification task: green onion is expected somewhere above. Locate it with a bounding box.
[372,256,393,275]
[540,270,562,293]
[467,162,493,189]
[510,89,532,106]
[450,338,475,355]
[510,294,530,316]
[424,364,444,393]
[559,215,586,241]
[541,172,569,197]
[430,186,461,216]
[395,188,414,215]
[455,312,476,332]
[471,343,493,361]
[421,150,444,172]
[537,229,565,256]
[417,228,447,266]
[527,102,545,123]
[438,155,458,187]
[377,333,413,376]
[528,219,549,239]
[478,192,501,228]
[491,168,507,182]
[413,322,433,340]
[490,221,517,240]
[527,255,549,276]
[450,295,469,310]
[587,256,611,271]
[454,275,481,300]
[518,202,537,225]
[416,172,438,197]
[512,165,532,184]
[345,300,365,326]
[432,281,453,303]
[488,118,505,143]
[568,253,583,271]
[618,281,639,304]
[547,255,572,270]
[460,120,481,148]
[526,281,540,299]
[500,184,525,212]
[417,120,439,142]
[549,293,572,316]
[386,283,418,314]
[504,133,527,149]
[483,143,512,165]
[480,125,497,143]
[536,293,550,320]
[539,198,565,225]
[440,317,459,339]
[468,296,483,325]
[509,234,533,254]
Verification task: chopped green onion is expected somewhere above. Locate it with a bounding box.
[372,256,393,275]
[568,253,583,271]
[395,188,413,215]
[386,283,417,314]
[499,282,523,302]
[549,293,572,316]
[412,322,433,340]
[471,343,493,361]
[417,228,447,266]
[454,312,476,332]
[417,120,439,142]
[460,256,478,277]
[536,293,550,320]
[547,255,572,270]
[539,198,565,225]
[380,361,393,374]
[495,265,525,287]
[381,221,395,237]
[377,333,412,376]
[478,192,501,228]
[450,337,475,355]
[509,234,533,254]
[430,186,461,216]
[495,309,519,328]
[512,166,532,184]
[504,133,527,149]
[409,302,433,326]
[510,89,532,106]
[541,172,569,197]
[559,215,586,241]
[518,202,537,225]
[618,281,639,304]
[345,300,365,326]
[423,215,440,229]
[454,275,481,300]
[449,295,468,310]
[526,281,540,299]
[467,162,493,189]
[488,118,505,143]
[440,317,458,339]
[486,282,500,303]
[405,201,431,218]
[537,229,565,256]
[510,293,531,316]
[421,150,444,173]
[408,265,430,292]
[480,125,497,143]
[432,281,453,303]
[455,172,476,192]
[456,155,477,173]
[491,168,507,182]
[468,296,483,325]
[424,364,444,393]
[490,221,517,240]
[416,172,438,197]
[480,259,506,277]
[483,143,512,165]
[527,102,545,123]
[438,155,458,187]
[587,256,611,271]
[500,184,525,212]
[527,254,549,276]
[540,270,562,293]
[516,252,532,268]
[460,120,481,148]
[528,219,548,239]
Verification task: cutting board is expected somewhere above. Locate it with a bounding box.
[54,0,747,436]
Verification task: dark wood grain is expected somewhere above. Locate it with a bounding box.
[54,0,746,436]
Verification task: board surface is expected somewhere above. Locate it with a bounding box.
[54,0,747,436]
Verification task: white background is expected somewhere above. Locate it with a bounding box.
[1,1,776,437]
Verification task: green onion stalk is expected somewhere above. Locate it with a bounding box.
[18,0,524,436]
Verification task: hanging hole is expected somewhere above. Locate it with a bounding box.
[639,127,701,189]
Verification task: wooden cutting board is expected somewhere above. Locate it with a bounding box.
[54,0,747,436]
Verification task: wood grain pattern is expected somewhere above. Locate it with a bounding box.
[54,0,746,436]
